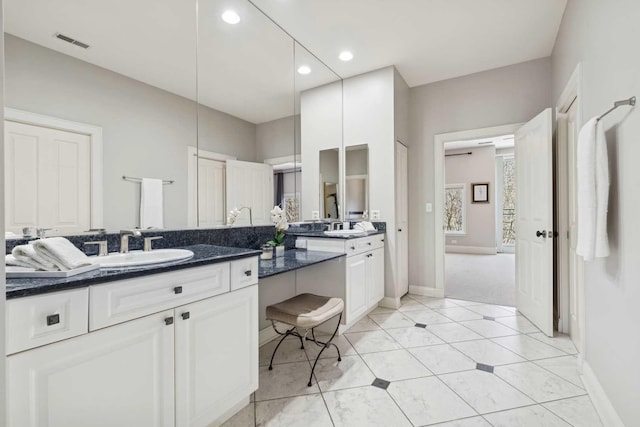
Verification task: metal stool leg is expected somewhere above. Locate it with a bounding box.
[268,327,294,370]
[307,313,342,387]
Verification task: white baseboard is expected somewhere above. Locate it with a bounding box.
[259,323,286,346]
[581,361,625,427]
[379,296,401,309]
[445,245,497,255]
[409,285,444,298]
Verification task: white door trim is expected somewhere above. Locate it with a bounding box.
[4,108,104,229]
[187,146,236,227]
[555,63,585,356]
[434,123,523,295]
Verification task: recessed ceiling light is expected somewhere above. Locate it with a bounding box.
[297,65,311,75]
[221,10,240,25]
[339,51,354,61]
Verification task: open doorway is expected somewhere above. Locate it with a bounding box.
[443,134,517,306]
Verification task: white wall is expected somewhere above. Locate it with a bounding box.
[445,146,496,251]
[408,57,552,290]
[5,34,257,231]
[551,0,640,424]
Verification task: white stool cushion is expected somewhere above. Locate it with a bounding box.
[266,293,344,329]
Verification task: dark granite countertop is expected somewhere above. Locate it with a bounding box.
[6,244,261,299]
[288,230,385,240]
[258,249,345,279]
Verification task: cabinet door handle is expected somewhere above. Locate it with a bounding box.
[46,314,60,326]
[244,270,252,277]
[181,312,190,320]
[165,317,174,326]
[174,286,183,294]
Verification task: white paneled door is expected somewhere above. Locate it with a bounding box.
[198,158,226,227]
[226,160,274,225]
[515,109,554,337]
[5,120,91,234]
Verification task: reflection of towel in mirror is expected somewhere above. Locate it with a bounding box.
[576,117,609,261]
[12,244,58,271]
[354,221,376,232]
[33,237,92,271]
[140,178,164,229]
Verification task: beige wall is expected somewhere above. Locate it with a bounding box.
[407,57,552,290]
[551,0,640,424]
[256,115,300,162]
[445,146,496,250]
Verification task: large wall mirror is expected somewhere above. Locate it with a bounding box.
[3,0,198,235]
[3,0,343,236]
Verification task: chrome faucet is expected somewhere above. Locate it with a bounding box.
[329,221,343,231]
[120,229,142,253]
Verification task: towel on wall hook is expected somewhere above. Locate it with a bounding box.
[576,117,609,261]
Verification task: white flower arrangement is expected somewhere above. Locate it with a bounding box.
[268,205,289,246]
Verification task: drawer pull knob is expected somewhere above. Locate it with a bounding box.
[174,286,183,294]
[46,314,60,326]
[165,317,174,326]
[368,242,372,246]
[181,312,190,320]
[244,270,252,277]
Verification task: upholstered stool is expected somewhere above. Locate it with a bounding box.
[266,293,344,386]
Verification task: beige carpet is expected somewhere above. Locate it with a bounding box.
[445,253,515,307]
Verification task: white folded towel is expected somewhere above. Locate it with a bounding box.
[12,244,58,271]
[32,237,92,270]
[354,221,376,232]
[6,254,43,270]
[6,266,36,273]
[576,117,610,261]
[140,178,164,229]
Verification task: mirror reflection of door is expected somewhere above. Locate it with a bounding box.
[345,145,369,220]
[319,148,340,219]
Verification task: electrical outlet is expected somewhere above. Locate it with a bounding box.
[371,210,381,220]
[311,211,320,220]
[425,203,433,213]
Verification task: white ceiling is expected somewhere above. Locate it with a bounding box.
[445,134,514,151]
[5,0,566,124]
[251,0,567,87]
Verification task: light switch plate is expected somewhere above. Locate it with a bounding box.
[311,211,320,220]
[371,210,381,220]
[425,203,433,213]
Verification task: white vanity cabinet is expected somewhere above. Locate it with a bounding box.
[300,234,385,326]
[6,257,259,427]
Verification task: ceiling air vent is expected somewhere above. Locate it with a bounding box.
[54,33,90,49]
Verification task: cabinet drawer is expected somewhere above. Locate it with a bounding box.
[90,263,230,330]
[6,288,89,355]
[230,257,259,291]
[355,235,385,253]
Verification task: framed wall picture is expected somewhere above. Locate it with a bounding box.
[472,183,489,203]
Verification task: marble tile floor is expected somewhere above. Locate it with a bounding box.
[222,295,602,427]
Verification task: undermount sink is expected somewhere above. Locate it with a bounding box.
[323,229,367,236]
[94,249,194,269]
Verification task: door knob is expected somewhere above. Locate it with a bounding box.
[536,230,547,238]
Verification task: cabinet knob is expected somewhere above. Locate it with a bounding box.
[244,270,252,277]
[350,246,355,250]
[398,229,402,232]
[174,286,183,294]
[368,242,372,246]
[181,312,190,320]
[46,314,60,326]
[165,317,174,325]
